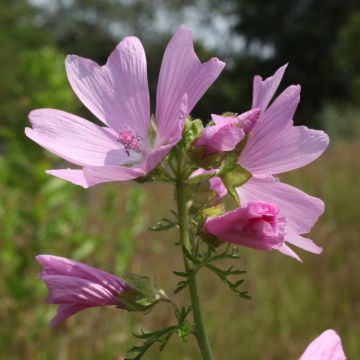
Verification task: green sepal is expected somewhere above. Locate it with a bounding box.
[183,118,204,148]
[202,203,225,217]
[219,164,251,204]
[198,232,223,248]
[118,274,168,312]
[188,181,220,214]
[186,171,214,184]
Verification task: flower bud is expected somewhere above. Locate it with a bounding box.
[204,201,286,251]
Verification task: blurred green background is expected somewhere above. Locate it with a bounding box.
[0,0,359,359]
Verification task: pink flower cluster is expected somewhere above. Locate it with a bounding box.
[27,24,332,333]
[201,64,329,261]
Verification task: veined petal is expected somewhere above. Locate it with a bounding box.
[239,122,329,175]
[51,303,92,327]
[237,177,324,234]
[36,255,128,294]
[46,169,88,187]
[156,25,224,145]
[26,109,134,166]
[252,64,287,113]
[144,94,188,172]
[82,165,144,187]
[40,275,118,306]
[248,84,301,145]
[47,166,143,188]
[285,231,323,254]
[65,37,150,137]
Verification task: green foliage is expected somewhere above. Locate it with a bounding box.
[125,306,193,359]
[173,244,249,299]
[334,11,360,103]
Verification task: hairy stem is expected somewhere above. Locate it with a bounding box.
[176,151,213,360]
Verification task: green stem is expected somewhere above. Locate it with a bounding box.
[176,153,213,360]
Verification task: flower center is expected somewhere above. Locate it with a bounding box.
[118,128,144,156]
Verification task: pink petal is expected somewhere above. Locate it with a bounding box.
[82,166,145,187]
[65,37,150,137]
[155,25,225,145]
[299,329,346,360]
[285,231,323,254]
[211,114,238,126]
[40,275,118,305]
[47,166,143,188]
[252,64,287,113]
[26,109,134,166]
[36,255,128,293]
[237,177,324,234]
[239,122,329,175]
[144,94,188,172]
[46,169,88,187]
[277,243,302,262]
[209,176,228,200]
[196,122,245,155]
[51,303,92,327]
[241,85,301,172]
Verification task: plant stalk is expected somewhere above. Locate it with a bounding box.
[176,152,213,360]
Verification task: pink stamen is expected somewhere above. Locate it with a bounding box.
[118,128,144,156]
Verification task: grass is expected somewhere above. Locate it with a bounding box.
[0,140,359,359]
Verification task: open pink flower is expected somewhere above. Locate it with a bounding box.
[195,109,261,155]
[299,329,346,359]
[234,65,329,261]
[26,25,225,188]
[205,201,286,251]
[36,255,131,326]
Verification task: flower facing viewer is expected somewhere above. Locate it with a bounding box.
[26,25,224,188]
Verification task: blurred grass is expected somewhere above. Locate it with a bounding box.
[0,139,359,359]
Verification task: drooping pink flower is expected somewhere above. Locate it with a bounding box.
[299,329,346,360]
[234,65,329,261]
[195,109,260,155]
[26,25,225,188]
[204,201,286,251]
[36,255,131,326]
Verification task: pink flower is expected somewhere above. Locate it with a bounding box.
[235,65,329,261]
[299,329,346,360]
[26,25,225,188]
[204,201,286,251]
[195,109,261,155]
[36,255,131,326]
